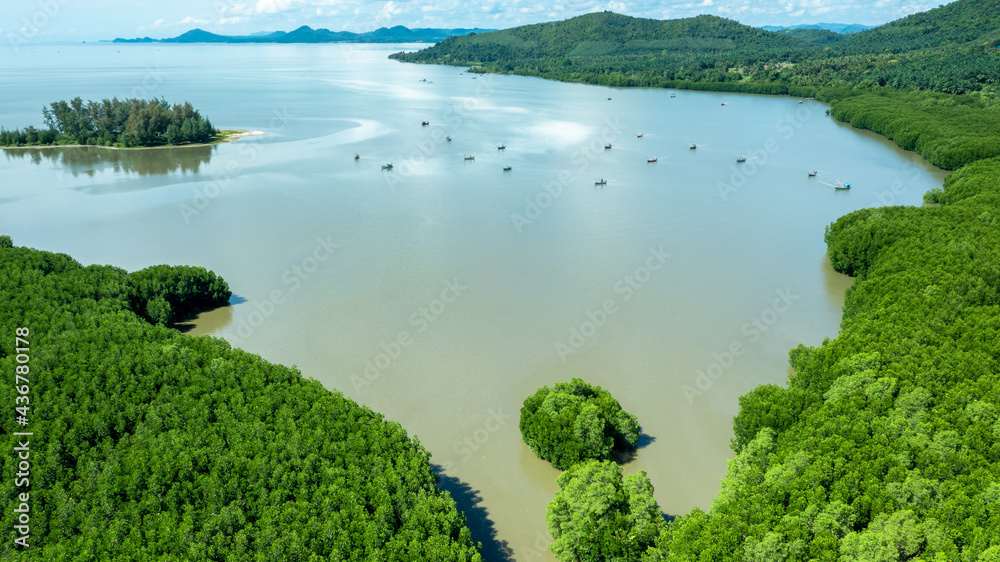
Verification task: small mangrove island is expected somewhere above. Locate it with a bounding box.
[0,97,251,149]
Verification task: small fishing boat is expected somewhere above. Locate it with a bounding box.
[637,133,644,138]
[604,144,612,149]
[808,170,818,177]
[607,97,612,100]
[503,166,512,171]
[421,121,429,126]
[446,136,452,141]
[595,179,607,185]
[497,144,506,150]
[689,144,697,150]
[354,153,360,160]
[647,157,657,163]
[736,157,747,163]
[464,155,475,160]
[381,163,393,170]
[835,181,851,190]
[721,102,727,106]
[670,93,676,98]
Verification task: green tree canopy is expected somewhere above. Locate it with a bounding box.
[520,378,640,470]
[546,459,666,561]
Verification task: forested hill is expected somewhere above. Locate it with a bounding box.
[393,12,812,64]
[0,239,481,560]
[390,0,1000,94]
[834,0,1000,54]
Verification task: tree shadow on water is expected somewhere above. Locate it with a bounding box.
[616,432,656,464]
[433,465,515,562]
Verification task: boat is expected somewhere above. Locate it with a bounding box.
[835,181,851,190]
[689,144,697,150]
[464,155,475,160]
[637,133,644,138]
[647,157,657,163]
[670,93,676,98]
[736,157,747,163]
[497,144,506,150]
[354,153,360,160]
[798,100,805,104]
[808,170,818,177]
[503,166,512,171]
[607,97,612,100]
[421,121,429,126]
[446,136,452,141]
[604,144,612,149]
[381,163,393,170]
[721,102,727,106]
[595,179,607,185]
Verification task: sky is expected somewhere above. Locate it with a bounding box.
[1,0,947,43]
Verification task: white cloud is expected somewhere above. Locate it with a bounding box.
[255,0,299,14]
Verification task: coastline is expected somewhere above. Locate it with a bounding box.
[0,129,265,151]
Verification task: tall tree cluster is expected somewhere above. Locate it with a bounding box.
[0,97,216,148]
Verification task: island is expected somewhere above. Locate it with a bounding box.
[0,97,260,149]
[112,25,492,44]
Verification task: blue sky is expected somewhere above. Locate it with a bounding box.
[2,0,945,42]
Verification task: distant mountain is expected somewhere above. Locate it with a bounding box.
[113,25,492,44]
[761,23,873,34]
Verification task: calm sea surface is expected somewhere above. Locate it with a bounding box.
[0,43,947,560]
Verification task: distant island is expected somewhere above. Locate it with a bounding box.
[0,97,255,149]
[112,25,493,44]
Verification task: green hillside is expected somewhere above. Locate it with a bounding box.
[391,0,1000,94]
[0,240,481,560]
[833,0,1000,54]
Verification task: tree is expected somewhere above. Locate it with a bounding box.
[520,378,640,469]
[546,460,666,561]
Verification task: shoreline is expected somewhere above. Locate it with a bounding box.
[0,129,265,151]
